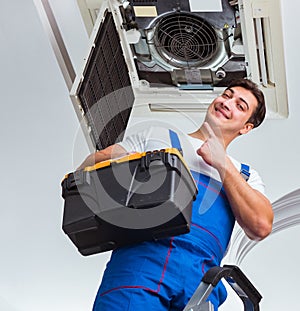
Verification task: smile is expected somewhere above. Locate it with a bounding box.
[215,107,230,119]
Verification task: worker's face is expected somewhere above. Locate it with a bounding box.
[205,86,258,136]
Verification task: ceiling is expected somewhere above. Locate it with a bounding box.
[0,0,299,310]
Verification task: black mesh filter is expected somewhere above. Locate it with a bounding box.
[78,11,134,150]
[154,12,218,68]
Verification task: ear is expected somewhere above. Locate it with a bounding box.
[239,123,254,135]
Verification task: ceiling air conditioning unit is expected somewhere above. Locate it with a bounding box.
[72,0,288,148]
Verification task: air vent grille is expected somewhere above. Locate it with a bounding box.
[154,12,218,68]
[78,11,134,150]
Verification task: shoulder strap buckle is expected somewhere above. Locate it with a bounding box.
[240,163,250,181]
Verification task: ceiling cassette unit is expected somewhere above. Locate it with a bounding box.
[72,0,288,145]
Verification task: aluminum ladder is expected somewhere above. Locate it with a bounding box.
[183,265,262,311]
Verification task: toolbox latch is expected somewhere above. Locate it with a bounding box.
[65,170,91,190]
[140,150,164,170]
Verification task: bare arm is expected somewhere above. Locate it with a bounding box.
[217,157,273,240]
[77,144,127,170]
[197,123,273,241]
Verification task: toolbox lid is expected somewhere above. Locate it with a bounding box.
[64,148,196,190]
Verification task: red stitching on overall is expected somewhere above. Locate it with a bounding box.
[100,237,175,297]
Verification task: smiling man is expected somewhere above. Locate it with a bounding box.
[78,78,273,311]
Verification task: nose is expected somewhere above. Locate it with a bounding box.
[220,99,231,111]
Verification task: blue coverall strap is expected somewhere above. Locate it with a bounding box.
[169,129,183,155]
[240,163,250,181]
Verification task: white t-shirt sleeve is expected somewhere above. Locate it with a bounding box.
[117,130,147,153]
[117,127,172,153]
[229,156,265,194]
[247,167,266,194]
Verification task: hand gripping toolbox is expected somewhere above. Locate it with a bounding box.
[61,148,198,256]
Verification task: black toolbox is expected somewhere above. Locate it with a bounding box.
[61,148,197,256]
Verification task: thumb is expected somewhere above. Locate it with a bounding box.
[196,146,202,156]
[196,141,207,157]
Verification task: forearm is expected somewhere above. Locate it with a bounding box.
[218,157,273,241]
[77,144,127,170]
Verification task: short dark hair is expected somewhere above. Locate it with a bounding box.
[226,78,266,128]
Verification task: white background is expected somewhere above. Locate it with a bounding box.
[0,0,299,310]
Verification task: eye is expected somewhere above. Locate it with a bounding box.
[237,103,245,111]
[222,92,230,99]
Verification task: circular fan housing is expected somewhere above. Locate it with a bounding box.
[153,12,219,68]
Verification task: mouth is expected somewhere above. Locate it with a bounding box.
[215,107,230,119]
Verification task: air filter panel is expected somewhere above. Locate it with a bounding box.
[77,11,134,150]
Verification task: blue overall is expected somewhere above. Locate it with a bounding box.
[93,130,249,311]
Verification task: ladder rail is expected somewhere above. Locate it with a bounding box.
[184,265,262,311]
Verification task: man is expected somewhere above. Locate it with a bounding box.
[78,78,273,310]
